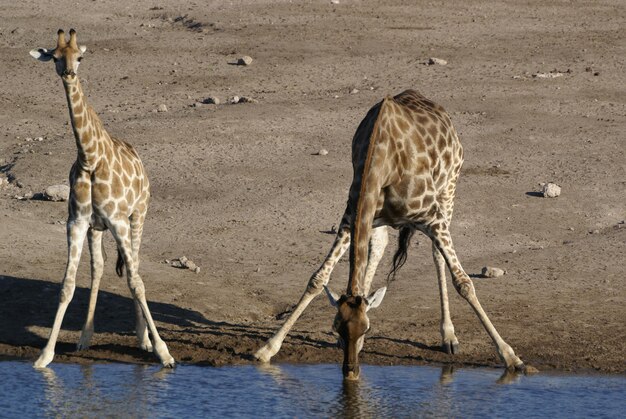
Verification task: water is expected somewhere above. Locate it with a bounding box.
[0,361,624,418]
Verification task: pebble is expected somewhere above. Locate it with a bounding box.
[168,256,201,273]
[524,365,540,374]
[541,182,561,198]
[157,104,168,112]
[331,0,340,4]
[317,149,329,156]
[350,88,359,94]
[481,266,506,278]
[427,57,447,66]
[238,96,258,103]
[229,96,240,104]
[202,96,220,105]
[237,56,253,66]
[43,185,70,202]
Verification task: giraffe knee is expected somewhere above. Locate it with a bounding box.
[307,272,327,294]
[128,277,146,299]
[59,284,75,304]
[455,281,475,299]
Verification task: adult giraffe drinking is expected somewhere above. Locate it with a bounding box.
[255,90,526,379]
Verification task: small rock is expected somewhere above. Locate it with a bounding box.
[350,88,359,94]
[36,137,44,142]
[541,182,561,198]
[44,185,70,202]
[331,0,340,4]
[168,256,201,273]
[237,56,253,66]
[157,104,168,112]
[317,149,329,156]
[590,229,600,235]
[481,266,506,278]
[238,96,258,104]
[229,96,240,104]
[427,57,447,66]
[524,365,540,375]
[202,96,221,105]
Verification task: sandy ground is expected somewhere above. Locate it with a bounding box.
[0,0,624,374]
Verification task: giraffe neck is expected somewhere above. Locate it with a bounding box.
[63,78,104,170]
[347,98,390,296]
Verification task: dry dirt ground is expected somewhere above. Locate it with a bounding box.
[0,0,624,374]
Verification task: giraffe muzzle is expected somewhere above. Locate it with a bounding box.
[62,69,76,78]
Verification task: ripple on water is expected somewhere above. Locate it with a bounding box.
[0,362,624,418]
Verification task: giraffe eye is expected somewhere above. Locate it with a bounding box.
[77,57,83,62]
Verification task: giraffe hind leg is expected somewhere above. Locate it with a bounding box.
[433,242,459,354]
[109,217,174,367]
[130,212,152,352]
[429,220,524,370]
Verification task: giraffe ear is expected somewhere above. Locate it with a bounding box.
[365,287,386,312]
[324,285,340,308]
[79,45,87,54]
[30,48,54,62]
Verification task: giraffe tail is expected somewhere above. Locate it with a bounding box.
[115,248,124,277]
[387,226,416,282]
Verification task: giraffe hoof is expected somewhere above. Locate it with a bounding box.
[253,345,274,363]
[34,351,54,369]
[161,357,176,369]
[76,342,90,351]
[442,341,459,355]
[140,342,154,353]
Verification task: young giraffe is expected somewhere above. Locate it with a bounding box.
[255,90,526,379]
[30,29,174,368]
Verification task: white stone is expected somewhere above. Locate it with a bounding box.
[317,149,329,156]
[427,57,447,66]
[542,182,561,198]
[229,96,240,104]
[44,185,70,202]
[481,266,506,278]
[237,56,253,66]
[203,96,220,105]
[157,104,168,112]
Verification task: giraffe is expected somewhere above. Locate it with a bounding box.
[255,89,526,379]
[30,29,174,368]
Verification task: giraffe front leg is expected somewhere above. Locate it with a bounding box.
[35,219,90,368]
[254,219,351,363]
[77,228,104,351]
[360,227,388,296]
[432,243,459,354]
[429,221,524,371]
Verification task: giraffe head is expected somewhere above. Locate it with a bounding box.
[30,29,86,83]
[324,285,386,380]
